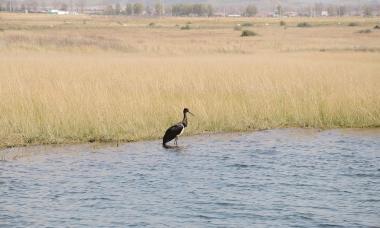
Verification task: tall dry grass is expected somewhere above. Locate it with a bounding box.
[1,52,379,147]
[0,14,379,147]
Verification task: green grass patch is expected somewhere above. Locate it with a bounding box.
[241,22,254,27]
[297,22,312,28]
[180,24,191,30]
[348,22,359,27]
[241,30,257,37]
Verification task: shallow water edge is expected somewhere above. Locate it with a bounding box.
[1,128,379,161]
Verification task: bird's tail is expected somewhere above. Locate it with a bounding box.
[162,138,173,149]
[162,136,170,148]
[162,142,170,149]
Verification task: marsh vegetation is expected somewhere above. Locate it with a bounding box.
[240,30,257,36]
[0,14,379,148]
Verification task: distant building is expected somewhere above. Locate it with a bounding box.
[321,11,329,17]
[49,9,69,15]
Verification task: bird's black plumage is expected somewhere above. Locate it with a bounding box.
[163,108,193,148]
[163,123,184,145]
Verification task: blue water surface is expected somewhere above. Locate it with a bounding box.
[1,129,380,227]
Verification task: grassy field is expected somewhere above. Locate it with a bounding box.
[0,13,380,148]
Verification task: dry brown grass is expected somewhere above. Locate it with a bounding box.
[0,13,379,148]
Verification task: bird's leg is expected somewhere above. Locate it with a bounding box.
[175,136,178,146]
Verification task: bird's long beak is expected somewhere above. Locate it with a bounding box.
[189,111,195,116]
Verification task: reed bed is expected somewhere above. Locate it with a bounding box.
[0,14,379,148]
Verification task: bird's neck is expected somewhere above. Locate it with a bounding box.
[182,113,188,128]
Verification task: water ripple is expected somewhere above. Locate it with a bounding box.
[1,129,380,227]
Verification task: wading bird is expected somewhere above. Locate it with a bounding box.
[163,108,194,148]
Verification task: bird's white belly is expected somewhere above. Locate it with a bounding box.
[178,124,185,136]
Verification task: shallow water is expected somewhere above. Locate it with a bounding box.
[1,129,380,227]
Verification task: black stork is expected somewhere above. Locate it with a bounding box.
[163,108,194,148]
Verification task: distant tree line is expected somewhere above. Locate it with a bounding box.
[0,0,378,17]
[171,3,213,16]
[302,3,376,17]
[103,3,214,17]
[0,0,85,12]
[104,3,145,16]
[244,4,257,16]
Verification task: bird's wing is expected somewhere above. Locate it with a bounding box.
[163,123,184,144]
[166,122,184,135]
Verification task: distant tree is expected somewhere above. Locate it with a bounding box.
[20,3,26,12]
[183,4,193,15]
[172,4,190,16]
[314,3,323,16]
[60,3,68,11]
[133,3,143,15]
[327,5,337,16]
[7,1,12,12]
[245,4,257,17]
[125,3,133,15]
[337,5,346,17]
[363,5,373,17]
[145,5,152,16]
[115,3,121,15]
[171,4,177,15]
[31,1,38,11]
[154,2,162,16]
[207,4,213,16]
[104,5,114,15]
[192,4,206,16]
[165,5,172,16]
[172,4,181,16]
[155,1,163,16]
[192,4,200,15]
[276,5,283,17]
[171,3,212,16]
[197,4,212,16]
[76,0,86,13]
